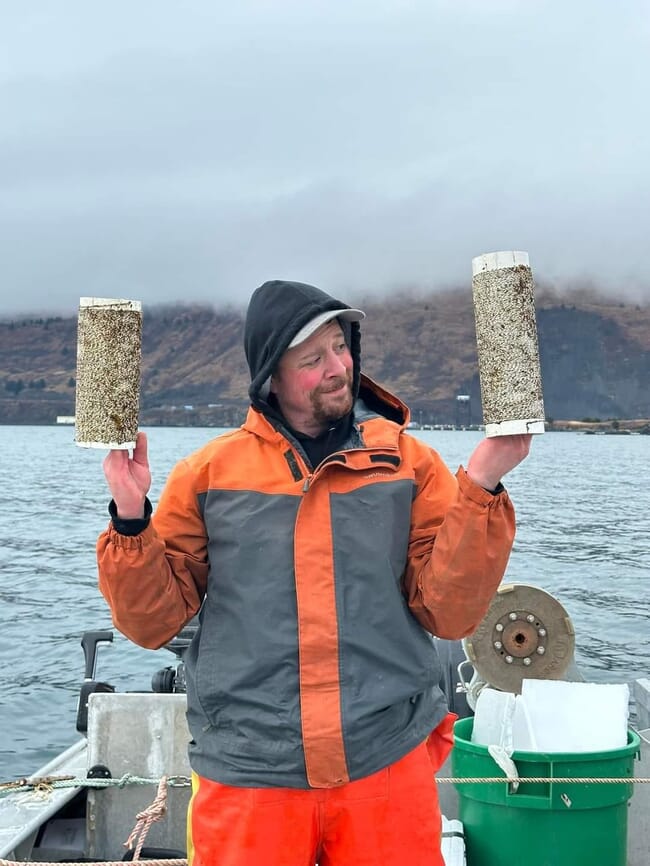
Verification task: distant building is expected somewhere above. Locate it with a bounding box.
[455,395,471,427]
[56,415,75,425]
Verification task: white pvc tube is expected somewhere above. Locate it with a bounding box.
[75,297,142,449]
[471,252,545,437]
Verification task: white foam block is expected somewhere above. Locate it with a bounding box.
[514,679,629,753]
[471,687,516,750]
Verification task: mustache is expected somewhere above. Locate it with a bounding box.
[318,376,351,394]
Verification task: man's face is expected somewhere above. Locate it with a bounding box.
[270,319,354,436]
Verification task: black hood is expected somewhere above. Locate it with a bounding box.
[244,279,362,410]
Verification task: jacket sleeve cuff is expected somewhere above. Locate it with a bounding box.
[108,497,153,536]
[456,466,505,505]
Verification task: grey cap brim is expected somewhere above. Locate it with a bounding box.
[288,308,365,348]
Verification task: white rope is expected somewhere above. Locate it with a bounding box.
[0,774,191,796]
[437,776,648,784]
[124,775,169,860]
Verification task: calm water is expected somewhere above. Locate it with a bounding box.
[0,425,648,781]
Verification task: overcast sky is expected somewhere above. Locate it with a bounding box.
[2,1,649,317]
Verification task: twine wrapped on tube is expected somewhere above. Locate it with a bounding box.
[75,297,142,449]
[471,251,545,437]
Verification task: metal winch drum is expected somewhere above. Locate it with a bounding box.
[459,583,577,709]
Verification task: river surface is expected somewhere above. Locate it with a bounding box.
[0,425,648,780]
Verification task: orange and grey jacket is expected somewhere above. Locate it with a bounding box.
[97,281,516,789]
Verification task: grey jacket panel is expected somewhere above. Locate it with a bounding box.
[330,479,447,777]
[185,489,309,785]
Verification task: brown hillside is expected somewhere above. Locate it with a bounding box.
[2,286,650,426]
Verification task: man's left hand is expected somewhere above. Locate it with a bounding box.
[466,434,532,492]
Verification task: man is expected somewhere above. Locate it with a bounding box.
[97,279,531,866]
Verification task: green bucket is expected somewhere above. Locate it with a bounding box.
[452,716,641,866]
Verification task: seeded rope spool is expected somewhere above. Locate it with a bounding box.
[471,251,545,437]
[75,298,142,449]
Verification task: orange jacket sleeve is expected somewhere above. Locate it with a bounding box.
[96,458,209,649]
[403,454,516,639]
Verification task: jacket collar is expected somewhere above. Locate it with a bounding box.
[243,374,410,447]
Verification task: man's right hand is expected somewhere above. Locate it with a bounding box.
[102,431,151,519]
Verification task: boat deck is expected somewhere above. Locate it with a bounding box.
[1,682,649,864]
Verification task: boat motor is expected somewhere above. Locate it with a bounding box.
[76,630,116,733]
[151,618,199,693]
[459,583,578,710]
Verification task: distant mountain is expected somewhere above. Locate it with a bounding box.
[2,286,650,427]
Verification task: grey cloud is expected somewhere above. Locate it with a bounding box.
[1,1,649,315]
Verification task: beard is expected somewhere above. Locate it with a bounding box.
[310,373,354,427]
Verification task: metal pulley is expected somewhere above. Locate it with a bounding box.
[461,584,576,705]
